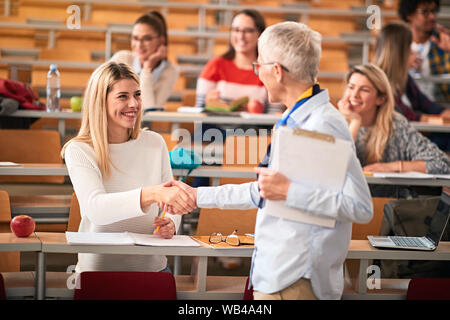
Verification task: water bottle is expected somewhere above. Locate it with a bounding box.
[410,44,424,79]
[46,64,61,112]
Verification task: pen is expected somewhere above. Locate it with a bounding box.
[363,171,373,177]
[155,209,166,233]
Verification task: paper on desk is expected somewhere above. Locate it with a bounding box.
[128,233,200,247]
[65,231,200,247]
[372,172,434,179]
[177,106,204,114]
[0,162,21,166]
[240,112,280,120]
[265,127,352,228]
[65,232,135,245]
[433,174,450,180]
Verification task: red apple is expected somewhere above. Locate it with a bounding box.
[247,99,265,114]
[10,215,35,237]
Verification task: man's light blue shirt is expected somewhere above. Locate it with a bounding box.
[197,89,373,299]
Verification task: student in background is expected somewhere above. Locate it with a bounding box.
[373,22,450,151]
[338,64,450,176]
[61,62,195,274]
[191,10,270,194]
[111,11,178,111]
[168,22,373,300]
[398,0,450,102]
[195,9,268,110]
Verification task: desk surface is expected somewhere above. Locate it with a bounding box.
[8,109,281,125]
[0,232,41,251]
[36,232,254,257]
[348,240,450,260]
[7,110,450,132]
[2,233,448,261]
[1,163,449,187]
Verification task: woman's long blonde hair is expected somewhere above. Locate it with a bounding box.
[346,64,395,164]
[373,22,412,96]
[61,62,142,177]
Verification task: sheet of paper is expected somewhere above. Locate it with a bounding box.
[129,233,200,247]
[240,112,280,120]
[0,162,21,166]
[433,174,450,180]
[65,232,135,245]
[372,172,434,179]
[265,127,352,228]
[177,106,204,113]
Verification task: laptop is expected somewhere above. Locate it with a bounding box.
[368,189,450,251]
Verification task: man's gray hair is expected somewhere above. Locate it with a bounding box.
[258,21,322,84]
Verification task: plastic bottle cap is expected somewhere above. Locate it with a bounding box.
[50,64,58,71]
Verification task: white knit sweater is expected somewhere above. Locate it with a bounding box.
[64,130,181,272]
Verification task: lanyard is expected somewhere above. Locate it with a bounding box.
[275,84,321,129]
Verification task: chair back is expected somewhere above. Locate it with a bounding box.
[74,271,177,300]
[406,278,450,300]
[351,197,395,240]
[0,129,64,184]
[0,273,6,300]
[243,276,253,300]
[196,208,257,236]
[67,193,81,232]
[0,190,20,272]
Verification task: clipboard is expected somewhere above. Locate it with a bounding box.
[264,127,352,228]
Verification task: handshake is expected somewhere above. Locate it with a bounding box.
[155,180,197,215]
[148,167,293,216]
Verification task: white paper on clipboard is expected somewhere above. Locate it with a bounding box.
[265,127,352,228]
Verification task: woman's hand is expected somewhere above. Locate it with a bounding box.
[205,89,220,102]
[153,216,175,239]
[157,180,197,215]
[142,182,196,214]
[431,24,450,52]
[142,45,167,71]
[254,167,290,201]
[337,96,361,123]
[363,161,401,173]
[337,96,361,141]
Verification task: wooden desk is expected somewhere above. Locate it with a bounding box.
[10,233,448,300]
[7,110,450,142]
[410,121,450,133]
[345,240,450,299]
[0,233,42,299]
[1,164,448,187]
[6,110,280,141]
[36,232,253,300]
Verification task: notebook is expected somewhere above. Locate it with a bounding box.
[65,232,200,247]
[265,127,352,228]
[368,189,450,251]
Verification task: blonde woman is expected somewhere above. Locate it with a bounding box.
[338,63,450,174]
[61,62,195,273]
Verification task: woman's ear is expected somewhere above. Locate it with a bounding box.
[376,95,386,107]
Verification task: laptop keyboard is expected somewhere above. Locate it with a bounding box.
[390,237,428,247]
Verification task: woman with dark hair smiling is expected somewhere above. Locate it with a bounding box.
[195,9,268,109]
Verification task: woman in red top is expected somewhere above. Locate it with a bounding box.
[195,9,267,109]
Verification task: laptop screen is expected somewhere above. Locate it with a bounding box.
[426,189,450,245]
